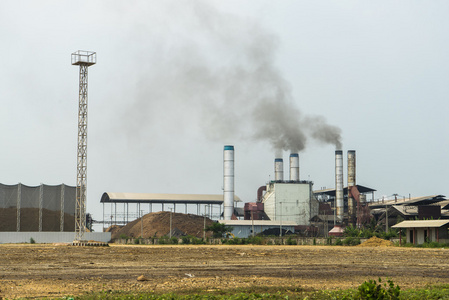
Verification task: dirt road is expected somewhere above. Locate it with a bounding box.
[1,244,448,298]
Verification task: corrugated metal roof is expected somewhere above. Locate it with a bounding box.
[313,185,376,196]
[101,192,241,204]
[369,195,446,208]
[219,220,297,226]
[392,220,449,228]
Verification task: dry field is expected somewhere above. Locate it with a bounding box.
[0,243,449,299]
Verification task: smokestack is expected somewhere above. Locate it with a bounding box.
[274,158,284,181]
[335,150,344,223]
[223,145,234,220]
[347,150,356,225]
[289,153,299,181]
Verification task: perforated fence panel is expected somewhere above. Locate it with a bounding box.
[0,184,76,232]
[0,184,18,231]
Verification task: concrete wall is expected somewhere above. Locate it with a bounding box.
[0,232,111,244]
[230,224,295,238]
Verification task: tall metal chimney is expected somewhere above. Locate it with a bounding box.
[335,150,344,223]
[347,150,356,225]
[223,145,235,220]
[289,153,299,181]
[274,158,284,181]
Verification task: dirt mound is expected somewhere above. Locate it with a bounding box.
[105,225,122,235]
[357,236,394,247]
[108,211,215,239]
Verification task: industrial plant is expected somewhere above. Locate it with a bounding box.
[0,52,448,246]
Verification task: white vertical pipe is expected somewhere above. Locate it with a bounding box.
[223,145,235,220]
[335,150,344,223]
[289,153,299,181]
[347,150,356,223]
[274,158,284,181]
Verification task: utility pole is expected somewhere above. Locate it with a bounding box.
[203,213,206,240]
[385,204,389,232]
[140,210,144,238]
[71,50,96,242]
[251,210,255,237]
[169,208,173,239]
[279,202,282,237]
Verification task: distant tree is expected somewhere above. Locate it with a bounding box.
[205,222,233,238]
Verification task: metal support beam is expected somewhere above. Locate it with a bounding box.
[72,50,95,242]
[60,184,65,232]
[16,183,21,232]
[39,184,43,232]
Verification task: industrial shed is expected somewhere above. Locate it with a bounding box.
[392,220,449,245]
[219,219,297,238]
[100,192,241,227]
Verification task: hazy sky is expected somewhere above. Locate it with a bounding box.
[1,1,448,224]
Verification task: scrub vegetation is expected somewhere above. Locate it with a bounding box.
[61,280,449,300]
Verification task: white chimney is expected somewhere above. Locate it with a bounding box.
[223,145,234,220]
[335,150,344,223]
[274,158,284,181]
[347,150,356,223]
[289,153,299,181]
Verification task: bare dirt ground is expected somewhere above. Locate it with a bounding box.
[1,244,449,299]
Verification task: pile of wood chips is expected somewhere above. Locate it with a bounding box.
[357,236,394,247]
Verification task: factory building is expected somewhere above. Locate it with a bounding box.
[218,219,297,238]
[392,220,449,245]
[260,154,319,227]
[261,181,319,226]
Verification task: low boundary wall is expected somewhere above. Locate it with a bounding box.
[0,232,111,244]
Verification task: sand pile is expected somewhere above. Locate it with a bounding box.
[357,236,394,247]
[108,211,215,240]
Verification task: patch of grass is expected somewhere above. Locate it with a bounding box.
[63,281,449,300]
[400,284,449,300]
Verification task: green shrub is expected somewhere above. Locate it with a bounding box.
[181,236,191,244]
[335,238,343,245]
[286,237,297,245]
[170,236,179,244]
[30,237,35,244]
[158,236,169,244]
[343,237,361,246]
[205,222,233,238]
[119,234,129,240]
[191,237,205,245]
[247,236,264,245]
[357,278,400,300]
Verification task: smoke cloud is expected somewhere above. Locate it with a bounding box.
[119,1,342,153]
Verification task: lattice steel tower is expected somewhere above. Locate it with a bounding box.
[71,50,96,241]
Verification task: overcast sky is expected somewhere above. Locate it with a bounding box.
[1,1,448,224]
